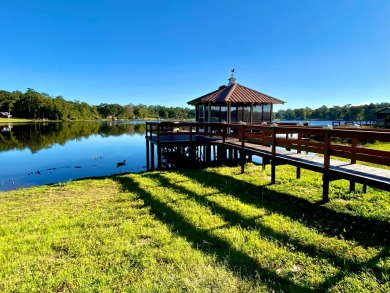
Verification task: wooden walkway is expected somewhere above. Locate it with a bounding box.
[225,139,390,198]
[145,122,390,201]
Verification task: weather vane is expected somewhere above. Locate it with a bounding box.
[230,68,235,77]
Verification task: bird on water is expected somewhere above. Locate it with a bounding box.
[116,160,126,167]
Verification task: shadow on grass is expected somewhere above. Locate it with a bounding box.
[186,168,390,248]
[114,175,312,292]
[145,171,389,291]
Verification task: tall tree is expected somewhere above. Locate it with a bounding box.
[0,90,20,115]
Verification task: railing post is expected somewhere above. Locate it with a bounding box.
[324,129,330,169]
[296,131,302,179]
[271,126,276,184]
[240,125,246,173]
[323,129,330,202]
[350,138,357,164]
[223,124,226,143]
[157,123,160,143]
[350,137,357,192]
[241,125,245,147]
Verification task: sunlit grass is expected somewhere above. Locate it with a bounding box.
[0,118,32,123]
[0,164,389,292]
[363,142,389,151]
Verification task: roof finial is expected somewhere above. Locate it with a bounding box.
[228,76,236,86]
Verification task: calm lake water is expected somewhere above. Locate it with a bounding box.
[0,121,148,191]
[0,120,337,192]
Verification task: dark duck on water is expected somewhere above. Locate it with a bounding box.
[116,160,126,168]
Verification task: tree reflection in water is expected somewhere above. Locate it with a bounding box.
[0,121,146,153]
[0,121,148,191]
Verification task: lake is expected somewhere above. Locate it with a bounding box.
[0,121,148,191]
[0,120,336,192]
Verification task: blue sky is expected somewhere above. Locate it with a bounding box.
[1,0,389,111]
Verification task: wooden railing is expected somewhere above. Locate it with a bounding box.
[246,124,390,167]
[146,122,390,168]
[146,121,390,201]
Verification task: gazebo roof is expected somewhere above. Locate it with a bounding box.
[375,107,390,114]
[187,83,285,106]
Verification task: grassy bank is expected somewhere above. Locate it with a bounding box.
[1,164,389,292]
[0,118,33,123]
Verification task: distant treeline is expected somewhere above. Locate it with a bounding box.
[0,88,195,120]
[1,88,388,121]
[275,103,390,121]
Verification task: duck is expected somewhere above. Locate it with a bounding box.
[116,160,126,168]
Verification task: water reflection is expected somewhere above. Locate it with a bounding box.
[0,121,146,153]
[0,121,148,191]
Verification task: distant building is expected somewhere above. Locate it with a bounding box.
[375,107,390,128]
[187,76,285,123]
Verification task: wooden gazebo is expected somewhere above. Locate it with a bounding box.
[375,107,390,128]
[187,76,285,123]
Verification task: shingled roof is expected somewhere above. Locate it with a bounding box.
[187,83,285,105]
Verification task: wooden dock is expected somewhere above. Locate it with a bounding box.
[332,120,375,126]
[145,122,390,201]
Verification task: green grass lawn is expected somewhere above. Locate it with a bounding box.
[0,164,389,292]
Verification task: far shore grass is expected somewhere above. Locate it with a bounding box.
[0,117,34,123]
[1,164,389,292]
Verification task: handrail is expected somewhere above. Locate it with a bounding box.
[145,121,390,168]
